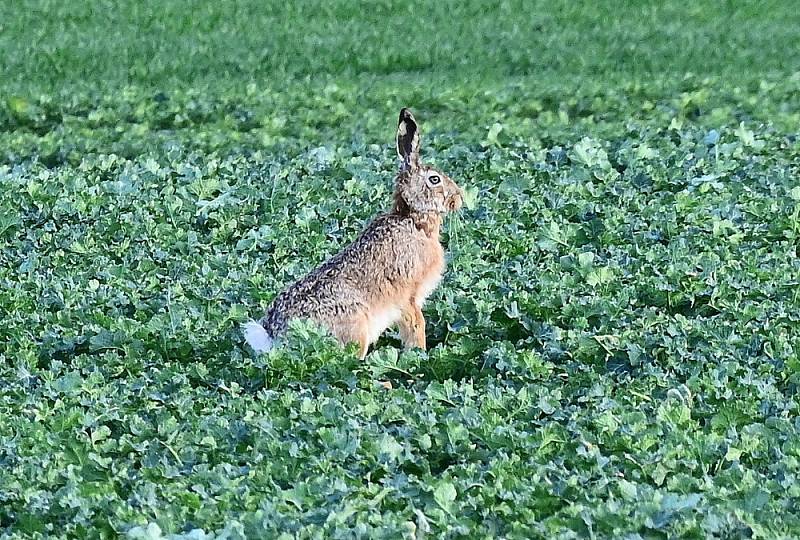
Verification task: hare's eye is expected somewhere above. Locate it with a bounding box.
[428,175,441,185]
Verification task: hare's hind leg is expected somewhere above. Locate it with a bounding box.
[398,301,426,351]
[333,316,370,360]
[337,314,392,389]
[355,334,369,359]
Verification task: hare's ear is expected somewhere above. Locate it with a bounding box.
[396,108,420,171]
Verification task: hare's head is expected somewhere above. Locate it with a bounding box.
[393,108,463,216]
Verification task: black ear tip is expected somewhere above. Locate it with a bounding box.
[399,108,415,123]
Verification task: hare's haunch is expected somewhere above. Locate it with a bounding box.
[245,108,464,358]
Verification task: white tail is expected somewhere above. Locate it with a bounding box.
[243,320,273,353]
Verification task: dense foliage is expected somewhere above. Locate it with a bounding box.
[1,1,800,538]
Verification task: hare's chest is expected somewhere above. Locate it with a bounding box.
[414,242,445,307]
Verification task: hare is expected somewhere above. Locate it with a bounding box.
[244,108,464,359]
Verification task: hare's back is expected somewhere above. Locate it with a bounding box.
[261,260,368,334]
[261,213,437,334]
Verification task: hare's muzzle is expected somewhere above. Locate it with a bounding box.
[448,189,464,212]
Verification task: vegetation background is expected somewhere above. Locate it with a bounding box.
[1,1,799,538]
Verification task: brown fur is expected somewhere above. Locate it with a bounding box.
[254,108,463,358]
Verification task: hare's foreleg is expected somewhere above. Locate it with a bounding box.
[413,303,427,351]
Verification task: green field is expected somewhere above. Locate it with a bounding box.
[2,1,800,538]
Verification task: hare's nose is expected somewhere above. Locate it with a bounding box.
[449,192,463,211]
